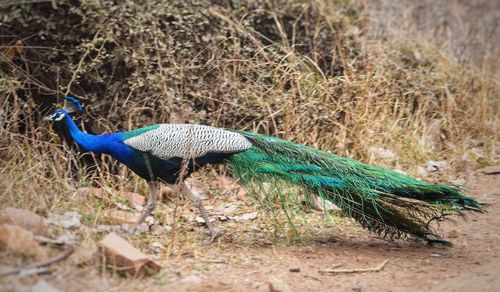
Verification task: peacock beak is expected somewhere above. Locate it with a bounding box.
[43,113,57,121]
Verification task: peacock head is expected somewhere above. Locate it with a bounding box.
[44,109,69,122]
[44,96,83,122]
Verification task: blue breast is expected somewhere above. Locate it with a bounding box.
[63,115,232,183]
[99,133,233,183]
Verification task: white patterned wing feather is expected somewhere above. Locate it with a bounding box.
[123,124,252,159]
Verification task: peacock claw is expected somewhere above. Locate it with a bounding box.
[204,229,225,245]
[125,222,148,236]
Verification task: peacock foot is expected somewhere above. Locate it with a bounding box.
[204,228,225,245]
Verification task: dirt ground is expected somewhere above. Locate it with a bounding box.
[158,172,500,292]
[1,171,499,292]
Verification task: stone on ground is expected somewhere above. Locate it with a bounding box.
[98,232,160,277]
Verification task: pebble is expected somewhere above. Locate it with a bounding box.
[46,211,81,229]
[150,242,165,253]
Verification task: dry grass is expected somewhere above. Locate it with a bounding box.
[0,1,498,290]
[369,0,500,81]
[0,0,498,258]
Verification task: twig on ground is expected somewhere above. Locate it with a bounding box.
[18,267,52,277]
[329,263,344,269]
[34,235,66,246]
[0,247,74,277]
[202,260,227,264]
[303,275,322,282]
[318,259,388,274]
[242,270,258,277]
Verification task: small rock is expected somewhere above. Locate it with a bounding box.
[60,212,81,229]
[98,232,161,277]
[451,178,466,187]
[425,160,448,172]
[307,194,340,212]
[352,283,362,292]
[0,224,47,259]
[368,147,395,160]
[119,191,145,209]
[96,225,113,233]
[46,211,81,229]
[151,224,171,235]
[108,210,140,224]
[133,222,149,234]
[477,166,500,175]
[0,207,47,236]
[123,222,148,235]
[181,274,202,285]
[413,50,422,61]
[268,277,290,292]
[115,202,133,211]
[289,267,300,273]
[61,211,81,229]
[55,234,77,245]
[195,216,215,224]
[218,204,238,216]
[150,242,165,253]
[145,216,156,226]
[32,280,60,292]
[230,212,258,222]
[417,166,428,177]
[74,187,107,200]
[217,215,229,221]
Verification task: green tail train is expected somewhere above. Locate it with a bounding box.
[228,131,484,244]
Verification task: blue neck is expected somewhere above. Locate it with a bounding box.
[60,113,133,165]
[62,113,110,153]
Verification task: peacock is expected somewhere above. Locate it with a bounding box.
[45,96,484,244]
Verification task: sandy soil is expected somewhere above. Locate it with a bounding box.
[156,172,500,292]
[1,171,498,292]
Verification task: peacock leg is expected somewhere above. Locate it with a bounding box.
[182,181,224,244]
[136,180,159,225]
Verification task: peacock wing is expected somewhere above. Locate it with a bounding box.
[122,124,252,160]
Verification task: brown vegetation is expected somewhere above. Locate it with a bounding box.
[1,0,497,210]
[0,0,498,290]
